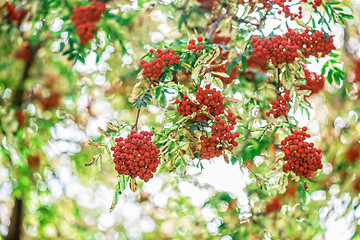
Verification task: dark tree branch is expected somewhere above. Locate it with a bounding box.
[207,13,226,40]
[5,198,23,240]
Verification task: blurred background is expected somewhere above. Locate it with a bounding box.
[1,0,360,239]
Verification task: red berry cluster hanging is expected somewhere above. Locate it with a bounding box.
[281,127,323,178]
[140,48,180,80]
[295,67,325,95]
[199,136,223,159]
[211,116,239,149]
[286,28,335,58]
[250,36,299,66]
[238,0,273,9]
[176,84,226,121]
[196,85,226,115]
[188,36,205,51]
[239,0,321,19]
[175,96,208,121]
[70,1,106,45]
[345,142,360,164]
[111,131,160,182]
[199,113,239,159]
[266,90,291,118]
[1,2,27,25]
[274,0,305,20]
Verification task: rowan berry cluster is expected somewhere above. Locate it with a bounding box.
[196,0,220,11]
[199,136,223,159]
[1,2,27,25]
[247,56,268,72]
[345,142,360,164]
[250,35,299,66]
[286,28,335,58]
[176,96,208,121]
[196,85,226,116]
[281,127,323,178]
[176,84,225,121]
[70,1,106,45]
[199,113,239,159]
[295,67,325,95]
[266,90,291,118]
[188,36,205,51]
[141,48,180,80]
[239,0,321,19]
[264,196,283,214]
[238,0,272,9]
[211,116,239,148]
[111,131,159,182]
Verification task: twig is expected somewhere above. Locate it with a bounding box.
[207,13,226,39]
[132,80,155,131]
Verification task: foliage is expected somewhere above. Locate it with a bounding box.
[0,0,360,239]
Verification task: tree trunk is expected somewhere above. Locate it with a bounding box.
[5,198,23,240]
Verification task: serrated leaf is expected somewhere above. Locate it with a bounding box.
[298,90,312,96]
[241,54,247,71]
[191,65,202,83]
[327,69,333,84]
[59,42,65,52]
[333,72,341,85]
[213,77,224,89]
[339,13,354,19]
[295,19,307,28]
[181,62,192,70]
[212,71,230,78]
[137,102,142,109]
[189,125,198,132]
[160,93,166,108]
[98,127,111,137]
[109,175,129,212]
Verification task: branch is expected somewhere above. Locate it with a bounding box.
[132,80,155,131]
[207,13,226,39]
[13,42,41,108]
[5,198,23,240]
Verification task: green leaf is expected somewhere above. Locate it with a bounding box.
[160,93,166,108]
[241,54,247,71]
[59,42,65,52]
[339,13,354,19]
[137,102,142,110]
[110,175,129,212]
[189,125,198,132]
[327,69,333,84]
[213,76,224,89]
[333,72,341,85]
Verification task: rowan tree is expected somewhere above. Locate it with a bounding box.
[0,0,359,239]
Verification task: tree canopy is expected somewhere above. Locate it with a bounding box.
[1,0,360,239]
